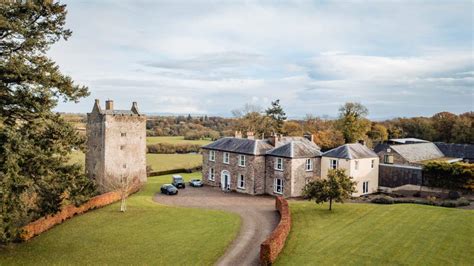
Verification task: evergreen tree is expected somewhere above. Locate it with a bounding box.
[0,1,96,243]
[265,99,287,134]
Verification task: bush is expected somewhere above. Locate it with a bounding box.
[371,196,394,204]
[448,191,461,200]
[147,143,201,154]
[413,191,421,197]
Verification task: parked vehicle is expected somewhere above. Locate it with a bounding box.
[172,175,186,189]
[189,179,203,187]
[161,184,178,195]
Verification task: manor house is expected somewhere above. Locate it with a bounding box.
[202,132,379,197]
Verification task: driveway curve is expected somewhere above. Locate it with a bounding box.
[153,186,279,266]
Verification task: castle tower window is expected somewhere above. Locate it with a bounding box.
[123,163,127,169]
[121,132,127,137]
[120,145,125,150]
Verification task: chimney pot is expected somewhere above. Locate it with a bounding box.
[247,131,255,140]
[234,131,242,138]
[105,100,114,110]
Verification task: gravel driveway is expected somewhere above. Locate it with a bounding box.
[154,186,279,266]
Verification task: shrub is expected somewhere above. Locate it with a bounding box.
[413,191,421,197]
[448,191,461,200]
[456,197,470,207]
[371,196,394,204]
[146,143,201,154]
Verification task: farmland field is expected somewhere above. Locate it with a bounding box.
[276,201,474,265]
[146,136,212,146]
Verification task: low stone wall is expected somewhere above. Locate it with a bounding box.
[379,163,423,188]
[20,184,142,241]
[260,197,291,265]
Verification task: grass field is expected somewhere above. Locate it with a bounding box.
[276,201,474,265]
[0,173,240,265]
[146,136,212,146]
[68,149,202,172]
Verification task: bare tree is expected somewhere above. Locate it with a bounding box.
[97,168,139,212]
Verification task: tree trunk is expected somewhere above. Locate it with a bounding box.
[329,198,332,211]
[120,192,127,212]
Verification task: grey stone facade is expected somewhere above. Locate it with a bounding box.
[202,136,322,198]
[86,100,146,192]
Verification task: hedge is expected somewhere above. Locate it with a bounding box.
[260,197,291,265]
[148,166,202,177]
[20,183,142,241]
[147,143,201,154]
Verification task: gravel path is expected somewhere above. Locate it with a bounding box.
[153,186,279,266]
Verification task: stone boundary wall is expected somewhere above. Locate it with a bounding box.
[20,184,142,241]
[379,164,423,188]
[260,196,292,265]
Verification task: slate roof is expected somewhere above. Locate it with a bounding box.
[202,137,273,155]
[390,143,445,163]
[266,138,322,158]
[322,143,378,159]
[434,142,474,160]
[388,138,429,144]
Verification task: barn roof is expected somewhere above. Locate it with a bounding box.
[391,142,445,163]
[323,143,378,159]
[434,142,474,160]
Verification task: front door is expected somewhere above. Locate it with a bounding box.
[221,171,230,191]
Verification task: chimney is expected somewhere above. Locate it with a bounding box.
[105,100,114,110]
[247,131,255,140]
[304,134,314,143]
[131,101,139,114]
[268,133,281,146]
[234,131,242,138]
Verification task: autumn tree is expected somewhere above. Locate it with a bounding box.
[432,112,457,142]
[312,129,345,151]
[265,99,287,134]
[0,1,96,243]
[283,121,304,136]
[451,113,474,144]
[367,123,388,144]
[336,102,370,143]
[303,169,356,210]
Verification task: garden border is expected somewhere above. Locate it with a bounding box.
[260,196,292,265]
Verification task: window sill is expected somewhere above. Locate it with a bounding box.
[238,165,246,168]
[274,168,283,171]
[305,169,313,172]
[223,162,229,165]
[237,187,245,190]
[274,191,283,195]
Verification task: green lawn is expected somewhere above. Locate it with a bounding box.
[68,151,202,172]
[146,153,202,171]
[0,173,240,265]
[146,136,212,146]
[276,202,474,265]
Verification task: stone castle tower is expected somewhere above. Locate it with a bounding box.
[86,99,147,192]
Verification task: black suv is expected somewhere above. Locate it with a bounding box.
[172,175,186,189]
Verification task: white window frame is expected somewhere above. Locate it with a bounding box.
[208,168,215,181]
[223,152,230,164]
[209,150,215,162]
[371,159,375,168]
[274,178,283,194]
[362,181,369,194]
[275,158,283,171]
[330,159,338,169]
[239,155,246,167]
[305,158,313,171]
[355,160,359,171]
[238,174,245,189]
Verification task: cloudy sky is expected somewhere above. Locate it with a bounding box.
[51,0,473,119]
